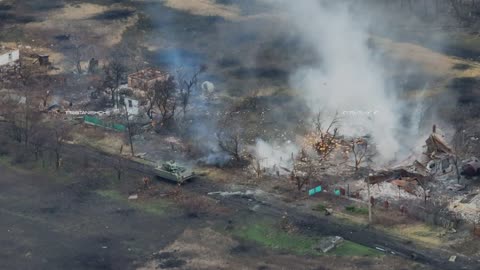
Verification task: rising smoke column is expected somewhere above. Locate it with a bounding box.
[282,0,404,162]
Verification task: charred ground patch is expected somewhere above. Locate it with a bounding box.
[91,8,135,21]
[0,4,12,11]
[0,163,188,270]
[25,0,65,11]
[0,12,38,24]
[452,63,472,70]
[448,77,480,104]
[230,67,289,81]
[217,57,241,68]
[150,48,205,69]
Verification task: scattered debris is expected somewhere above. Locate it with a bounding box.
[38,54,50,66]
[208,190,263,197]
[449,255,456,262]
[316,236,344,253]
[249,204,260,212]
[461,157,480,177]
[425,133,453,157]
[447,184,466,192]
[368,168,427,185]
[128,194,138,200]
[135,152,147,159]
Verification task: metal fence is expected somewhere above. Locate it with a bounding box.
[83,115,126,132]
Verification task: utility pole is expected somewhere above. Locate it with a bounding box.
[124,102,134,157]
[367,173,373,224]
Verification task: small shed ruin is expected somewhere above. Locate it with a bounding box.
[127,68,170,90]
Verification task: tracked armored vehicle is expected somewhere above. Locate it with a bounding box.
[152,160,195,184]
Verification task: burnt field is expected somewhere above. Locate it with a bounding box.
[0,150,442,270]
[0,164,188,270]
[2,1,480,269]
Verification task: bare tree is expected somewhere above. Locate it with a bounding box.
[103,59,127,107]
[216,111,244,162]
[216,130,242,162]
[153,76,177,126]
[416,176,432,206]
[177,66,205,116]
[248,155,266,179]
[350,137,376,171]
[113,145,125,180]
[30,125,49,165]
[6,90,41,148]
[309,112,341,164]
[49,121,72,170]
[70,41,86,74]
[22,96,40,148]
[142,82,155,120]
[0,91,24,143]
[290,156,317,191]
[40,90,51,109]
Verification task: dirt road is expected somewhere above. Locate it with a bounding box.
[56,143,480,270]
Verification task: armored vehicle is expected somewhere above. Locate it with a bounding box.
[153,160,195,184]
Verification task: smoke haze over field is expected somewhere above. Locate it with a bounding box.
[250,139,299,174]
[277,0,437,164]
[143,0,454,169]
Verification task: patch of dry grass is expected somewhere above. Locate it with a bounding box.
[71,126,124,155]
[376,36,480,99]
[382,222,445,247]
[163,0,241,20]
[25,3,138,48]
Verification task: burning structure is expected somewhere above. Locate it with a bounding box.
[128,68,170,90]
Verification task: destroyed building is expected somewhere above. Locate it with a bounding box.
[362,126,458,201]
[422,132,455,175]
[120,96,140,116]
[0,46,20,66]
[127,68,170,90]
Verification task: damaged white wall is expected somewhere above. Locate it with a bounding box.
[0,48,19,66]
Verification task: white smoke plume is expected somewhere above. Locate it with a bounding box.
[281,0,405,162]
[250,139,299,174]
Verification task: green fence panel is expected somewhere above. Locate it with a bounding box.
[308,186,322,196]
[84,115,125,132]
[112,123,126,131]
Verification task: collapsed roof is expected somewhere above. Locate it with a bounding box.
[367,168,427,185]
[368,129,454,184]
[425,133,453,157]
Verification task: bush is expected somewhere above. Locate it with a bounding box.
[0,135,11,156]
[10,150,29,165]
[180,197,210,218]
[345,205,369,215]
[312,203,327,212]
[0,144,10,156]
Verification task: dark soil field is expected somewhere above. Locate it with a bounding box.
[0,163,189,270]
[0,159,435,270]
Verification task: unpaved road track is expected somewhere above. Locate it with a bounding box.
[22,143,480,269]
